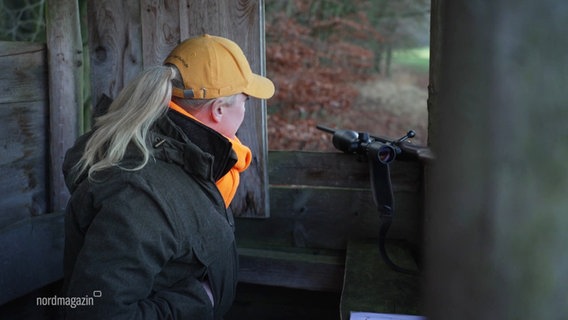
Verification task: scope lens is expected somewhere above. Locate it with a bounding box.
[378,146,396,164]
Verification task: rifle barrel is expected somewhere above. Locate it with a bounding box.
[315,125,335,134]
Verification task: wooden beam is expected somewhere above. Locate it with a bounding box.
[268,151,423,191]
[140,0,182,68]
[238,247,345,292]
[45,0,83,211]
[425,0,568,318]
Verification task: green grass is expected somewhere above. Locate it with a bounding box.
[392,47,430,72]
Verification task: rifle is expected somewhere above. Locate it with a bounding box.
[316,125,426,275]
[316,125,433,163]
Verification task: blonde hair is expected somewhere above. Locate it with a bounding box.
[74,66,175,181]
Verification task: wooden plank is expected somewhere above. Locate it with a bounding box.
[236,186,422,251]
[0,41,45,56]
[184,0,222,35]
[0,101,48,227]
[0,42,46,104]
[238,247,344,292]
[340,239,422,320]
[87,0,143,103]
[0,41,49,225]
[268,151,423,191]
[269,151,369,188]
[140,0,181,68]
[46,0,83,211]
[0,212,64,304]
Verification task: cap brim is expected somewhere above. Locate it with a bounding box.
[244,74,275,100]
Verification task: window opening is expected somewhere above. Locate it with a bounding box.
[265,0,430,151]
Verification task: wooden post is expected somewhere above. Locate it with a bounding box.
[45,0,83,212]
[425,0,568,318]
[426,0,443,146]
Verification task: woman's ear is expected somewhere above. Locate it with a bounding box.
[210,101,224,123]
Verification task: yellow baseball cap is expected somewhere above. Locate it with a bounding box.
[164,34,275,100]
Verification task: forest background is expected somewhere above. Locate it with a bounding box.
[0,0,431,150]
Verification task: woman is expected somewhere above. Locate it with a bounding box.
[61,34,274,319]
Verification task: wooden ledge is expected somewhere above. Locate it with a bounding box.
[340,238,423,320]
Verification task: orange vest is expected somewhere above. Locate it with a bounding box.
[169,101,252,208]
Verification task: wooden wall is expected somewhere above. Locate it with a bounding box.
[0,0,81,305]
[236,151,424,292]
[0,41,64,305]
[87,0,270,217]
[0,41,48,227]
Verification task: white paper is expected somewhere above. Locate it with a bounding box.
[350,311,426,320]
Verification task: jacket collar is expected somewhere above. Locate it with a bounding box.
[151,109,237,182]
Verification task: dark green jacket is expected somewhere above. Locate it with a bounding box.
[62,110,239,319]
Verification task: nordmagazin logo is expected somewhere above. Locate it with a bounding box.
[36,291,101,309]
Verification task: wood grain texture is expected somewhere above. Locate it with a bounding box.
[46,0,83,211]
[140,0,181,68]
[88,0,143,102]
[0,42,46,104]
[0,42,48,226]
[0,102,48,227]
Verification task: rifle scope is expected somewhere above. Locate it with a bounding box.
[330,129,397,164]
